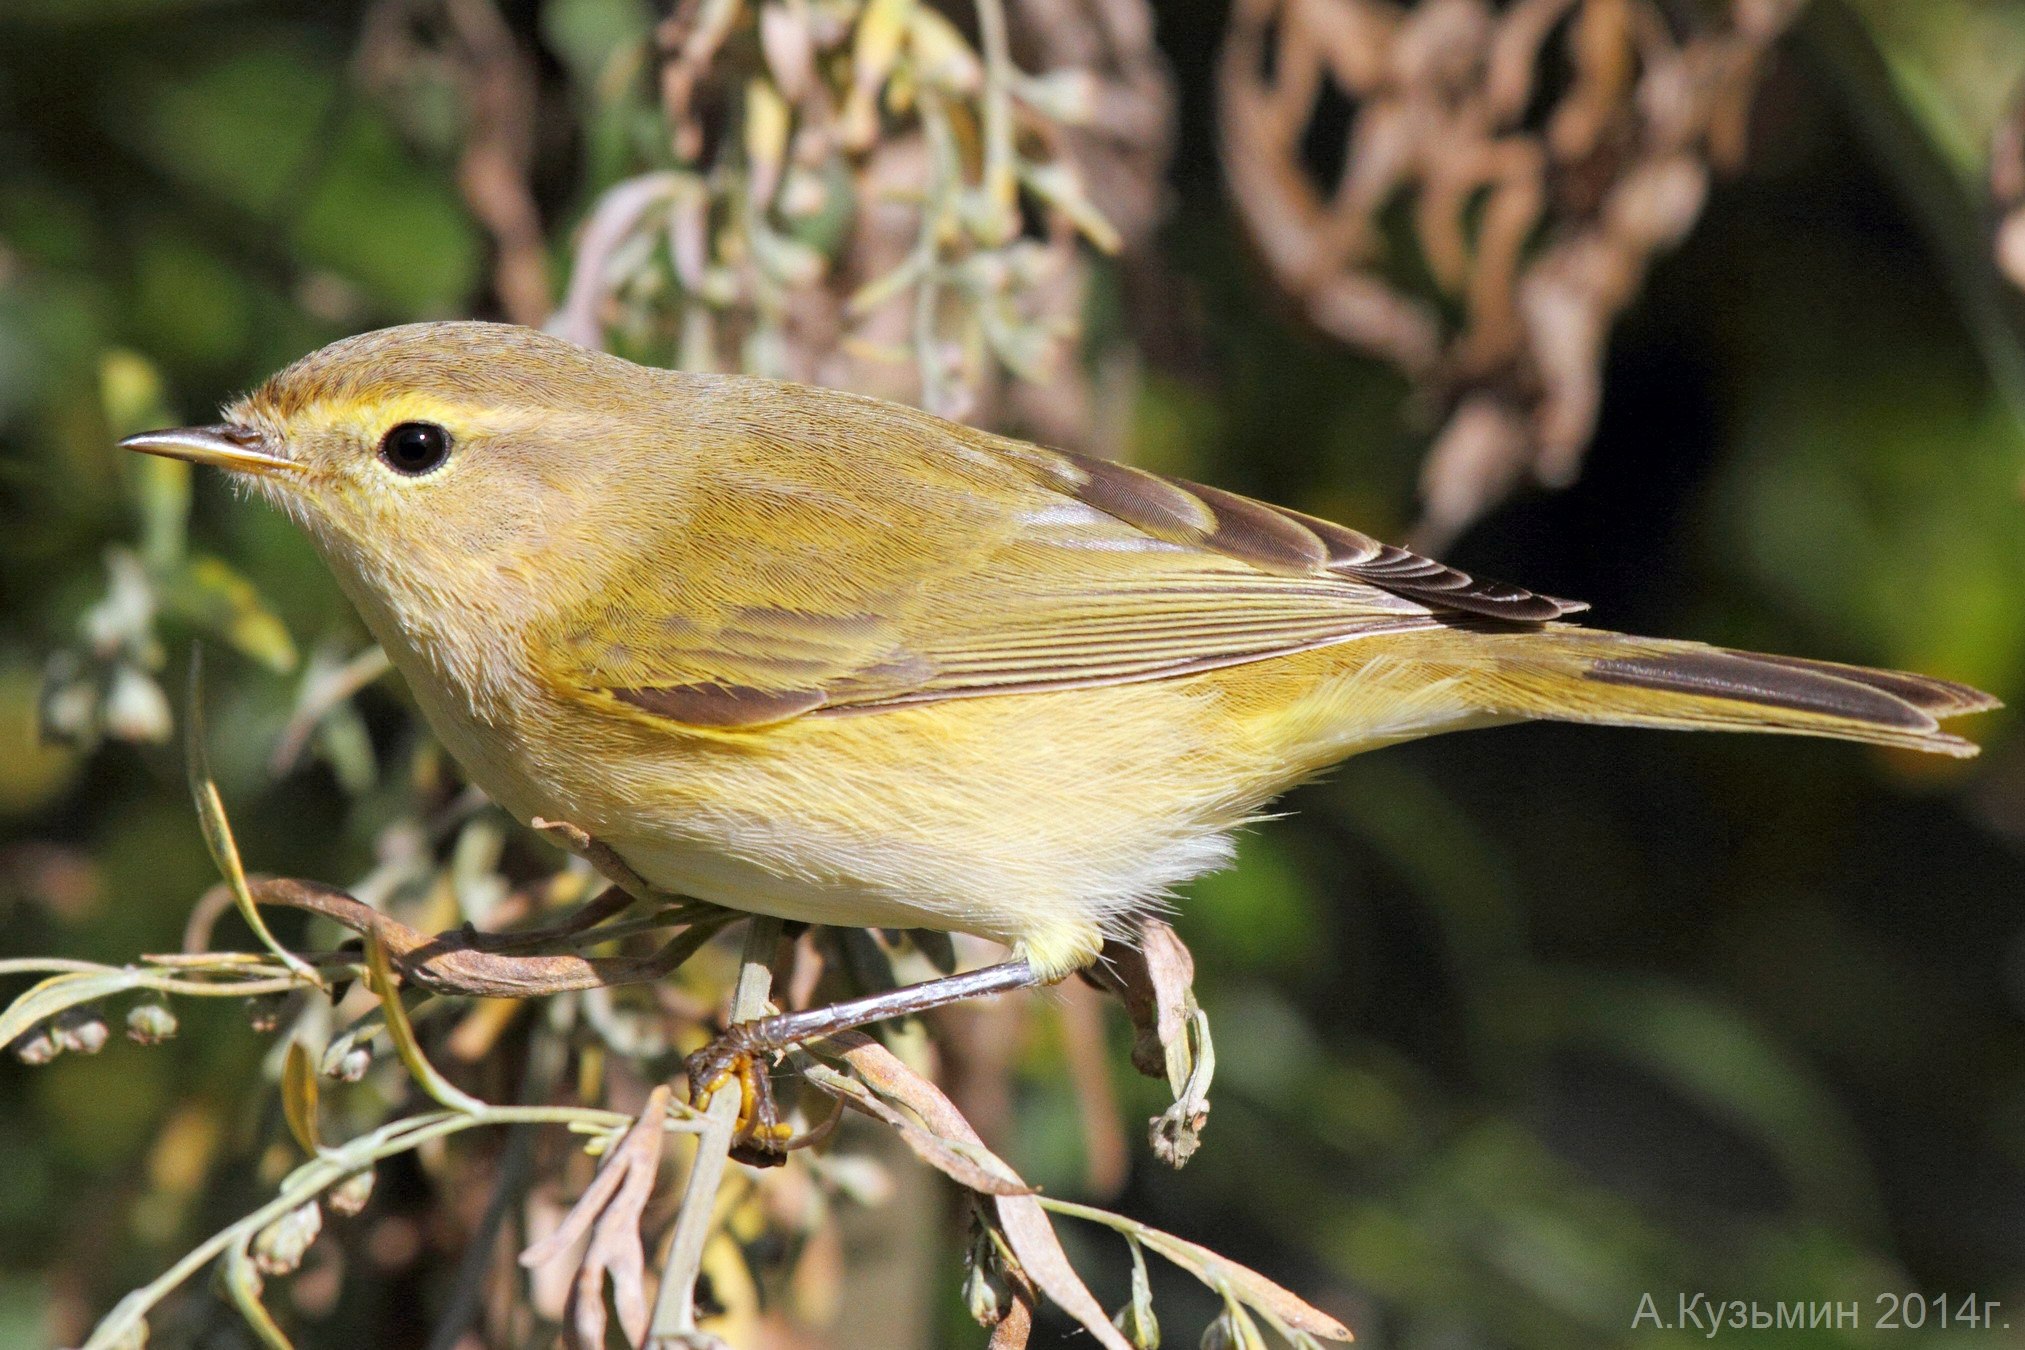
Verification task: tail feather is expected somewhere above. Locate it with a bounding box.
[1732,653,1999,718]
[1445,629,2000,759]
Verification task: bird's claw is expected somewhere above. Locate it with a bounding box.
[686,1024,792,1167]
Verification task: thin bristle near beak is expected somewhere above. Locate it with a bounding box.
[118,425,300,477]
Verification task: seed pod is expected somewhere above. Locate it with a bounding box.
[53,1005,110,1055]
[103,664,173,743]
[12,1025,59,1065]
[252,1201,322,1276]
[243,993,288,1034]
[126,1002,180,1045]
[327,1170,376,1218]
[962,1219,1014,1327]
[1200,1306,1266,1350]
[321,1033,372,1082]
[1113,1237,1160,1348]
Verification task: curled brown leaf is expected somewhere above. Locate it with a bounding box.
[519,1085,673,1349]
[1219,0,1802,547]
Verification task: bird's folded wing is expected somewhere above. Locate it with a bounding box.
[535,430,1576,730]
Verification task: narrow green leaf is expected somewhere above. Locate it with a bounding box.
[222,1239,296,1350]
[363,931,485,1115]
[0,969,148,1050]
[184,648,317,982]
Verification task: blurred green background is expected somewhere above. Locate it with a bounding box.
[3,1,2024,1347]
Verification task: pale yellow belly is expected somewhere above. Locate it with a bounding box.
[404,639,1481,980]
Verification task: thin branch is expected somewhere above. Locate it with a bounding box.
[80,1104,678,1350]
[974,0,1020,230]
[217,876,736,998]
[648,915,783,1341]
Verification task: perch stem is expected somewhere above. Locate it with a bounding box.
[648,915,783,1339]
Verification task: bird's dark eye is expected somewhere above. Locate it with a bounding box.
[379,422,452,476]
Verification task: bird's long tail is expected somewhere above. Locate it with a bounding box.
[1368,627,2000,758]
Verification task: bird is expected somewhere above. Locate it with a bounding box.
[122,320,1999,1146]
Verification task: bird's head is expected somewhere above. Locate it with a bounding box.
[119,322,691,606]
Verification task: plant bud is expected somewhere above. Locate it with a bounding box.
[53,1005,110,1055]
[104,1314,149,1350]
[1115,1238,1160,1348]
[964,1255,1013,1328]
[36,659,98,746]
[962,1222,1013,1327]
[103,664,173,743]
[11,1025,59,1064]
[1200,1307,1266,1350]
[321,1034,372,1082]
[244,993,289,1034]
[252,1201,322,1276]
[1114,1296,1161,1349]
[126,1002,180,1045]
[327,1170,375,1217]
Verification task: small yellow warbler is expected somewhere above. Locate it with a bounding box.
[123,321,1996,1116]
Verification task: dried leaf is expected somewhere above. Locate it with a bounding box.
[520,1086,672,1349]
[1085,918,1213,1165]
[988,1291,1035,1349]
[280,1040,322,1154]
[801,1060,1032,1195]
[811,1031,1133,1350]
[1041,1198,1353,1342]
[995,1196,1136,1350]
[1219,0,1801,541]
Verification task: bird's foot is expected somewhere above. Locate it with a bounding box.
[683,958,1046,1168]
[685,1023,794,1166]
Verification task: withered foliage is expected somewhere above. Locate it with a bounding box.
[551,0,1173,450]
[1220,0,1804,547]
[18,841,1329,1349]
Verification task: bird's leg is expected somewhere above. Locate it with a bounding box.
[686,958,1044,1161]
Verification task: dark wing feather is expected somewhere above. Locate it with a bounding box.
[1007,446,1585,623]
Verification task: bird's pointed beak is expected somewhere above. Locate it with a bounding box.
[118,424,300,477]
